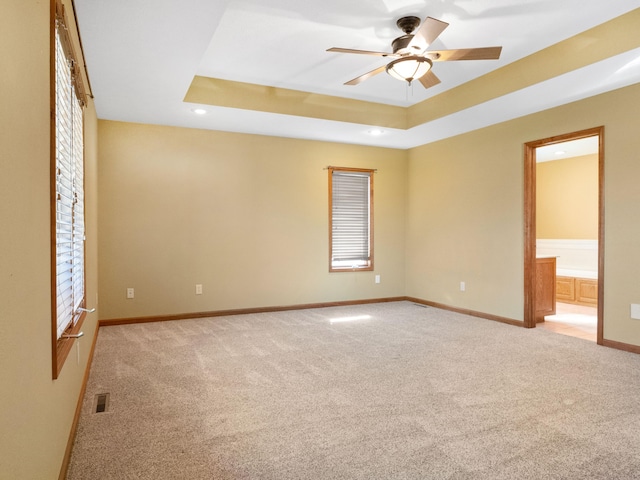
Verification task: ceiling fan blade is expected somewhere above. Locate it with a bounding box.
[430,46,503,61]
[408,17,449,53]
[419,70,441,89]
[344,65,387,86]
[327,47,397,57]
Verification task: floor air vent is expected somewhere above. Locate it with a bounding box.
[94,393,110,413]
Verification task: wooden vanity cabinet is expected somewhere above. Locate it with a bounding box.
[535,256,556,322]
[556,276,597,306]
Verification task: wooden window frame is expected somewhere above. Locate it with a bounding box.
[51,0,88,379]
[328,167,374,272]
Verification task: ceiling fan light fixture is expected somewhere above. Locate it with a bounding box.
[386,56,432,84]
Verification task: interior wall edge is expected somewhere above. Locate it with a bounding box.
[57,323,100,480]
[406,297,523,327]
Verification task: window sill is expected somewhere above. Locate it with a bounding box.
[52,311,86,379]
[330,265,374,273]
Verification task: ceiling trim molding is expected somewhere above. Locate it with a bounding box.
[408,8,640,127]
[184,9,640,134]
[184,76,408,129]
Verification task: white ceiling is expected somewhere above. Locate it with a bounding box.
[536,136,598,163]
[73,0,640,149]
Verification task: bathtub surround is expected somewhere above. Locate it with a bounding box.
[536,239,598,279]
[537,239,599,308]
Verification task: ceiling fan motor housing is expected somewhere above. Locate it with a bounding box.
[391,35,413,54]
[396,16,421,34]
[392,16,422,54]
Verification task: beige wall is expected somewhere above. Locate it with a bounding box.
[98,121,407,320]
[406,124,524,320]
[406,82,640,345]
[0,2,99,478]
[537,154,598,239]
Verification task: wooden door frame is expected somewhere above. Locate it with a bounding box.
[523,126,605,345]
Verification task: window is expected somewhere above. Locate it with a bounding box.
[52,1,87,379]
[329,167,374,271]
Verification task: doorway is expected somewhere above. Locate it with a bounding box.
[523,127,604,345]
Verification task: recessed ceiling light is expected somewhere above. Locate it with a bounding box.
[368,129,384,136]
[555,150,566,155]
[191,108,207,115]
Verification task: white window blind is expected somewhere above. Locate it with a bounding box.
[330,169,373,270]
[54,26,85,340]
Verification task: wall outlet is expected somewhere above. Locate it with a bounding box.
[375,275,381,284]
[126,288,134,299]
[460,281,466,292]
[631,304,640,320]
[195,284,203,295]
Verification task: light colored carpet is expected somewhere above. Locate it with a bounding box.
[67,301,640,479]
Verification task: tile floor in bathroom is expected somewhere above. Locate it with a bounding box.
[538,302,597,342]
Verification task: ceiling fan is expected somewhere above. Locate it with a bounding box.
[327,16,502,89]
